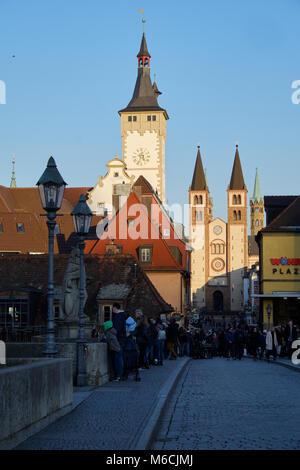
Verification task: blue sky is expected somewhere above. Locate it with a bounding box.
[0,0,299,224]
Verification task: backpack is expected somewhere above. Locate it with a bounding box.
[158,328,166,341]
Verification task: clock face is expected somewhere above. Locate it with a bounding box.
[133,148,150,166]
[214,225,222,235]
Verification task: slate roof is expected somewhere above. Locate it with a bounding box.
[0,253,173,318]
[229,145,246,190]
[191,147,207,191]
[137,33,151,57]
[261,195,300,232]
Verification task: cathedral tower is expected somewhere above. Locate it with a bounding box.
[119,32,168,203]
[250,168,264,236]
[227,144,248,312]
[189,146,212,309]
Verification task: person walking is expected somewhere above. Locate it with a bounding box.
[166,318,178,360]
[234,325,245,360]
[225,327,235,359]
[156,319,166,365]
[178,327,187,357]
[266,327,278,361]
[248,327,260,361]
[104,320,121,381]
[135,314,150,369]
[112,302,127,380]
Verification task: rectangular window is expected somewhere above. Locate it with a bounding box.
[152,115,156,121]
[141,248,151,262]
[147,115,151,121]
[139,246,152,264]
[128,116,132,122]
[116,245,123,254]
[133,116,137,122]
[16,223,24,233]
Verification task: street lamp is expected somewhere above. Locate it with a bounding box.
[266,303,272,331]
[71,194,93,386]
[37,156,67,357]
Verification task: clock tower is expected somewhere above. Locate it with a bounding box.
[119,32,169,203]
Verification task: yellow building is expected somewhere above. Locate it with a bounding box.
[256,196,300,327]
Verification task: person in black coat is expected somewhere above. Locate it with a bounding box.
[166,318,178,360]
[135,315,150,368]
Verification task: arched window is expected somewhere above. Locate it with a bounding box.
[194,195,198,205]
[139,58,143,67]
[238,195,241,204]
[144,58,149,67]
[233,195,237,205]
[199,195,203,204]
[237,211,241,220]
[256,219,259,226]
[233,211,237,220]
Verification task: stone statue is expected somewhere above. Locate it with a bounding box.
[61,246,88,321]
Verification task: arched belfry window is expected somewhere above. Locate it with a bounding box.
[233,195,237,205]
[144,58,149,67]
[199,195,203,204]
[233,210,237,221]
[238,211,241,220]
[238,195,241,204]
[139,58,143,67]
[194,195,198,205]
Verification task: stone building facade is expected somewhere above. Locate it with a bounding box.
[189,145,262,315]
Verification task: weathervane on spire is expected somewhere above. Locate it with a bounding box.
[138,9,146,32]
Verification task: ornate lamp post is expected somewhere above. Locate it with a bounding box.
[37,156,67,357]
[71,194,93,386]
[266,303,272,331]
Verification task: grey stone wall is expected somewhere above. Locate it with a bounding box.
[0,358,72,449]
[6,341,109,386]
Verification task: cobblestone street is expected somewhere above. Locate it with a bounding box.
[152,358,300,450]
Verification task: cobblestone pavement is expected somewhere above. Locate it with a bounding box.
[152,357,300,450]
[15,359,186,450]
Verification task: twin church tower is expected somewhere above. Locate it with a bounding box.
[118,30,263,314]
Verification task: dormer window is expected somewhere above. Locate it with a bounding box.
[114,172,119,177]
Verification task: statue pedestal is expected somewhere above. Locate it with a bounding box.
[57,320,94,340]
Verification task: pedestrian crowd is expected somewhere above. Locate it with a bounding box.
[92,304,190,382]
[92,311,300,380]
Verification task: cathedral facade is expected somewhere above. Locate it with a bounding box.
[189,145,263,314]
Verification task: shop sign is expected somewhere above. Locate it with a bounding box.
[270,257,300,275]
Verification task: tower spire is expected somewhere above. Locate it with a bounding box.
[10,153,16,188]
[251,168,262,203]
[229,144,246,190]
[191,146,207,191]
[118,30,168,117]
